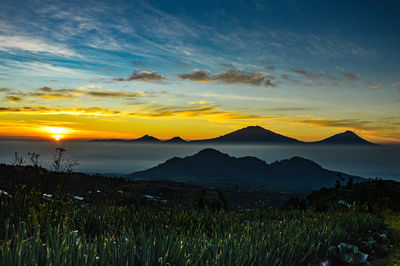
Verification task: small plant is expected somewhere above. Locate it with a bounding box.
[28,152,41,167]
[329,243,369,265]
[10,152,25,166]
[52,147,79,173]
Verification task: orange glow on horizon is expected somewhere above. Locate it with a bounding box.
[52,134,62,141]
[43,127,70,141]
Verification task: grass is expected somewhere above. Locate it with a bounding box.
[372,211,400,265]
[0,188,387,265]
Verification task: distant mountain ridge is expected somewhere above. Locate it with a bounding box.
[129,148,365,191]
[90,126,376,145]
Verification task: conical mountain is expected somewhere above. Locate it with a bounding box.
[192,126,302,144]
[164,136,187,143]
[134,135,161,142]
[312,131,375,145]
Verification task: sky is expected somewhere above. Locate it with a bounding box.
[0,0,399,143]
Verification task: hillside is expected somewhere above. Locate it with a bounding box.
[130,148,364,191]
[0,164,298,208]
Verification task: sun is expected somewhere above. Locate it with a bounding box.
[44,126,69,141]
[52,135,62,141]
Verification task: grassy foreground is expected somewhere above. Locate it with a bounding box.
[0,189,386,265]
[372,211,400,265]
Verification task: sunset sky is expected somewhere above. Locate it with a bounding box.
[0,0,399,143]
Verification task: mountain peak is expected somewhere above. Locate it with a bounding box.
[135,135,161,142]
[192,148,228,158]
[205,125,302,144]
[244,125,266,130]
[164,136,186,143]
[313,130,375,145]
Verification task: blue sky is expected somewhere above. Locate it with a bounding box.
[0,0,399,142]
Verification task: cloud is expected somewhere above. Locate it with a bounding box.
[4,87,82,100]
[214,69,266,86]
[86,91,147,98]
[291,117,378,131]
[131,61,147,67]
[342,72,359,83]
[281,73,300,84]
[290,69,338,86]
[264,79,276,88]
[26,54,42,61]
[4,87,161,101]
[177,69,276,87]
[0,60,106,79]
[267,107,314,112]
[367,81,382,90]
[0,103,267,123]
[113,71,167,82]
[221,63,235,69]
[0,35,78,57]
[129,102,266,121]
[0,106,123,116]
[177,69,216,81]
[4,95,22,102]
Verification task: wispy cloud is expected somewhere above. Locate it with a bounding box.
[0,60,106,79]
[0,103,267,123]
[4,95,22,102]
[289,117,380,131]
[0,35,78,57]
[0,106,123,116]
[129,101,267,121]
[281,73,300,84]
[3,87,165,101]
[177,69,275,87]
[342,72,359,83]
[0,88,11,93]
[290,69,337,86]
[367,81,382,90]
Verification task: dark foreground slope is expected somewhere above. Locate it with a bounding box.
[284,178,400,212]
[0,164,299,208]
[130,148,364,191]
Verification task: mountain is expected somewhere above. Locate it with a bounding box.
[129,148,364,191]
[133,135,161,143]
[312,131,376,145]
[191,126,303,144]
[89,127,376,145]
[164,136,187,143]
[90,135,161,143]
